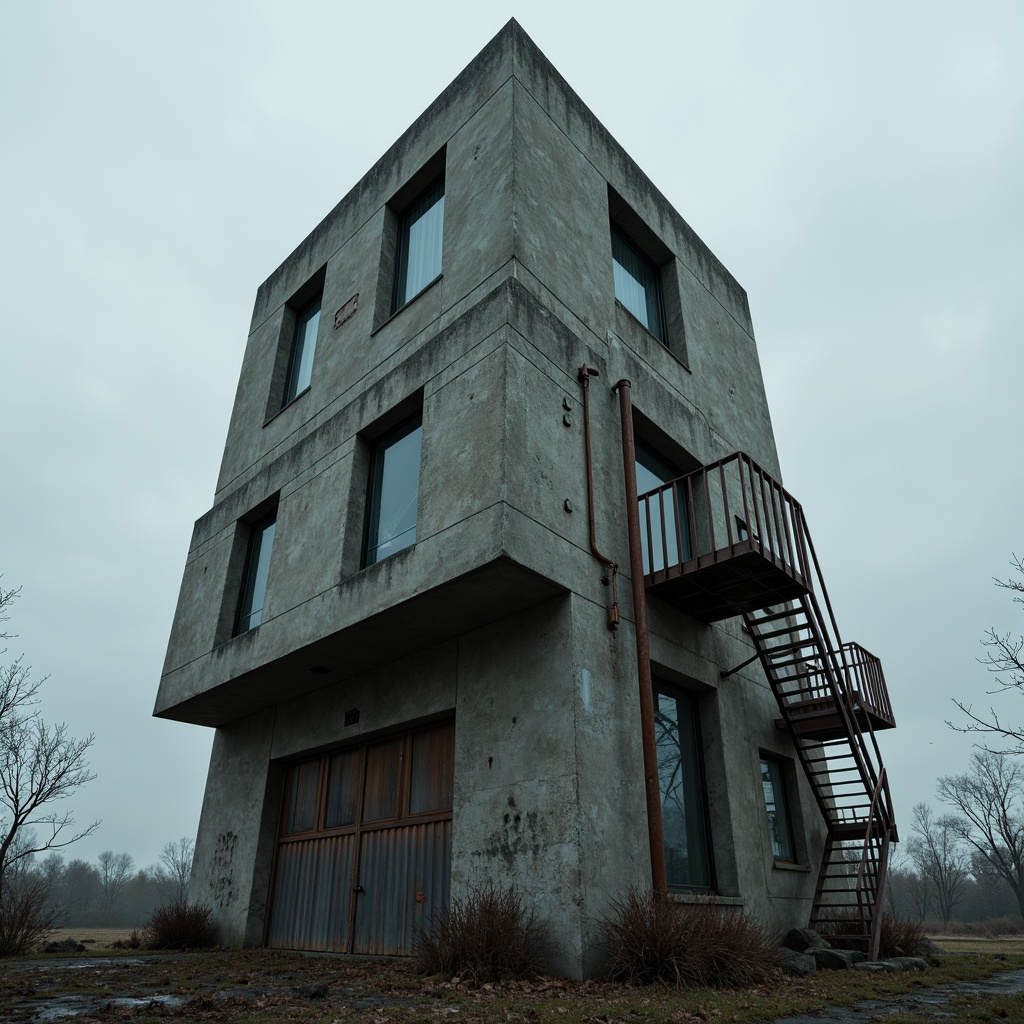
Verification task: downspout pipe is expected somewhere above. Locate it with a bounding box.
[615,378,668,894]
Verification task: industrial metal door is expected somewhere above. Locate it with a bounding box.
[267,720,454,954]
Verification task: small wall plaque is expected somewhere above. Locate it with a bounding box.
[334,293,358,329]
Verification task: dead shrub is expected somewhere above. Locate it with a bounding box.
[599,888,780,988]
[0,877,57,957]
[985,916,1023,936]
[145,900,216,950]
[414,882,550,983]
[878,914,925,957]
[111,928,145,951]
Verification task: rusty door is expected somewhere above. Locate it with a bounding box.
[267,720,454,955]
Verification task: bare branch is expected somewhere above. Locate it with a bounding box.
[950,556,1024,747]
[0,581,98,903]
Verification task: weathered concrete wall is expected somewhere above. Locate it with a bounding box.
[166,18,827,977]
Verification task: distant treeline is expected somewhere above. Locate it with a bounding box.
[8,838,194,929]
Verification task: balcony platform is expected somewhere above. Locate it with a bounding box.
[777,693,897,740]
[644,540,809,623]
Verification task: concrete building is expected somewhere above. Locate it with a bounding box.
[155,21,897,977]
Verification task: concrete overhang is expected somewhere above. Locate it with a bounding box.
[155,555,566,728]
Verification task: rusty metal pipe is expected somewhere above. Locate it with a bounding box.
[614,378,668,894]
[578,364,620,628]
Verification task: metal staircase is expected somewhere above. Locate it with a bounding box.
[638,452,896,957]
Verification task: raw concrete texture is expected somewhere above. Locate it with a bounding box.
[161,18,839,977]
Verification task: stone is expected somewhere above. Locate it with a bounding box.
[811,947,858,970]
[42,939,86,953]
[888,956,929,971]
[784,928,830,952]
[778,947,817,977]
[917,936,943,956]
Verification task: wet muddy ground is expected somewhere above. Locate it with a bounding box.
[2,949,1023,1023]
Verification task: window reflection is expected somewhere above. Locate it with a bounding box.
[636,443,691,574]
[394,179,444,310]
[366,416,423,565]
[236,512,276,634]
[654,685,713,890]
[612,228,665,342]
[760,757,795,861]
[283,296,321,404]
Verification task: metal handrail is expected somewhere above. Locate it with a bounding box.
[637,451,810,585]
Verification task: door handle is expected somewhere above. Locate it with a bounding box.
[353,884,365,893]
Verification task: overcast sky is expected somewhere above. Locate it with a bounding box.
[1,1,1021,872]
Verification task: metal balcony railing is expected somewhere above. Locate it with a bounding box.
[638,451,809,585]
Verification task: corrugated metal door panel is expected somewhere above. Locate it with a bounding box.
[267,835,356,951]
[353,819,452,955]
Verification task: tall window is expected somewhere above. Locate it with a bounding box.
[760,757,795,861]
[393,179,444,311]
[654,683,713,890]
[612,227,665,342]
[636,442,691,574]
[282,295,321,405]
[235,512,276,634]
[365,415,423,566]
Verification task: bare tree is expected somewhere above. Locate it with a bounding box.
[0,583,98,905]
[159,837,194,904]
[97,850,134,920]
[938,749,1024,919]
[951,555,1024,750]
[906,802,970,924]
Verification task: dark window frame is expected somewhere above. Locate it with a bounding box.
[281,293,322,407]
[760,755,797,862]
[612,225,667,343]
[653,679,716,892]
[391,176,445,314]
[363,412,424,568]
[234,510,277,635]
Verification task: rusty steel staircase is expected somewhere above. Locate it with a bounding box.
[638,452,897,957]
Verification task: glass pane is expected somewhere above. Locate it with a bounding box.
[324,748,362,828]
[237,514,276,632]
[761,758,794,860]
[409,723,455,814]
[367,419,422,565]
[284,297,321,403]
[655,687,712,889]
[612,230,664,341]
[636,444,691,574]
[395,180,444,309]
[283,759,321,834]
[362,738,403,821]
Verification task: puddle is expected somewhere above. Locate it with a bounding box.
[32,993,184,1020]
[772,968,1024,1023]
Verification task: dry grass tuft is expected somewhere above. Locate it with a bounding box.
[145,901,216,950]
[879,914,926,958]
[599,888,780,988]
[414,882,550,983]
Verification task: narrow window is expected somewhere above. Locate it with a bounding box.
[654,683,714,890]
[393,179,444,311]
[282,295,322,405]
[365,415,423,566]
[613,227,665,342]
[636,442,692,574]
[760,757,795,861]
[235,512,276,634]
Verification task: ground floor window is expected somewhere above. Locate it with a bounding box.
[654,682,714,890]
[268,719,454,955]
[760,755,795,861]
